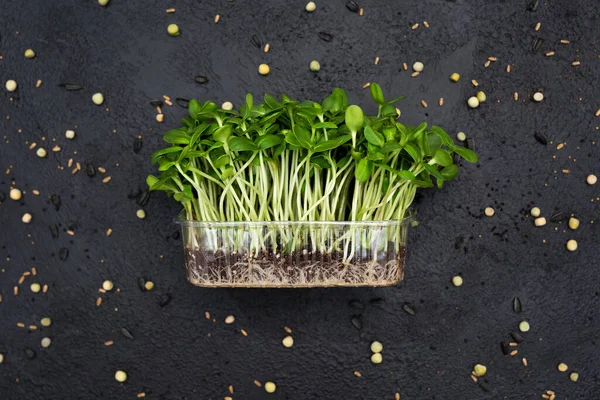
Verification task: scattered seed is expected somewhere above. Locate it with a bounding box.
[519,320,530,332]
[557,363,568,372]
[411,72,420,77]
[96,297,102,306]
[570,372,579,382]
[510,349,518,356]
[450,73,460,82]
[14,287,19,295]
[17,322,25,328]
[121,328,135,340]
[282,336,294,348]
[535,22,541,31]
[587,174,597,185]
[572,61,580,66]
[510,332,524,343]
[560,39,570,44]
[105,340,114,346]
[351,315,363,330]
[473,364,487,377]
[526,0,539,11]
[484,207,495,217]
[5,79,18,92]
[241,329,248,336]
[514,92,519,101]
[452,275,463,287]
[24,348,36,359]
[36,148,47,158]
[41,337,52,348]
[513,296,522,313]
[437,96,443,106]
[374,56,380,65]
[484,60,491,68]
[346,1,359,12]
[214,14,220,24]
[488,56,497,62]
[354,371,362,377]
[532,38,544,53]
[362,82,371,89]
[166,7,175,13]
[225,315,235,324]
[423,20,429,28]
[468,97,479,109]
[137,393,146,398]
[534,131,548,145]
[522,357,528,366]
[566,239,578,251]
[284,326,292,333]
[402,303,416,316]
[102,176,111,183]
[115,370,128,383]
[535,217,547,226]
[371,353,383,364]
[59,83,84,91]
[167,24,180,36]
[545,51,555,57]
[402,63,408,70]
[533,92,544,102]
[596,109,600,117]
[413,61,424,72]
[263,43,270,53]
[264,381,276,393]
[144,281,154,291]
[305,1,316,12]
[420,100,427,108]
[506,65,511,73]
[36,80,42,88]
[92,93,104,105]
[18,276,25,284]
[22,213,32,224]
[411,23,419,30]
[258,64,270,75]
[359,8,363,16]
[317,31,333,42]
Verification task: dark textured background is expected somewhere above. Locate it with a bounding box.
[1,0,599,398]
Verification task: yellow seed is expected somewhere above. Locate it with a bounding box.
[282,336,294,348]
[371,353,383,364]
[558,363,568,372]
[225,315,235,324]
[534,217,547,227]
[41,317,52,327]
[136,209,146,219]
[144,281,155,291]
[258,63,270,76]
[473,364,487,377]
[420,100,427,108]
[570,372,579,382]
[30,283,41,293]
[566,239,578,252]
[24,49,36,59]
[370,341,383,353]
[10,188,22,200]
[102,280,114,291]
[450,73,460,82]
[115,370,128,383]
[264,381,276,393]
[156,114,164,123]
[568,217,580,230]
[167,24,180,36]
[452,275,463,287]
[519,320,530,332]
[305,1,316,12]
[587,174,597,185]
[476,91,487,102]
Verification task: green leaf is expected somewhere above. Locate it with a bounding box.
[264,93,281,109]
[430,125,454,146]
[146,174,159,188]
[314,122,338,130]
[313,135,351,152]
[355,158,373,182]
[430,148,453,167]
[345,105,364,133]
[310,156,331,169]
[452,146,479,163]
[369,83,385,105]
[293,125,312,149]
[188,99,202,118]
[213,154,230,169]
[255,134,282,150]
[441,164,459,180]
[332,88,349,107]
[387,95,406,104]
[212,125,233,143]
[409,122,428,141]
[411,179,434,188]
[423,163,445,181]
[228,136,257,152]
[284,130,301,147]
[381,104,398,117]
[426,132,442,155]
[151,146,182,164]
[404,143,422,162]
[163,130,190,145]
[364,125,385,147]
[379,142,402,153]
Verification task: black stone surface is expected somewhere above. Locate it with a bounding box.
[1,0,599,398]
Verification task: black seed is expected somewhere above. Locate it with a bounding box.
[86,162,96,177]
[159,293,171,307]
[452,152,461,165]
[369,297,385,308]
[58,83,84,91]
[172,231,180,240]
[128,188,141,199]
[532,38,544,53]
[50,194,61,211]
[251,34,262,49]
[351,315,362,330]
[510,332,524,343]
[402,303,416,316]
[550,212,569,223]
[478,379,491,392]
[348,300,364,309]
[526,0,539,11]
[134,137,143,154]
[150,100,164,108]
[24,348,36,359]
[59,247,69,261]
[49,224,59,239]
[501,341,511,355]
[138,278,146,292]
[195,76,209,84]
[120,328,135,340]
[534,131,548,145]
[455,236,465,249]
[318,31,334,42]
[137,190,151,207]
[346,0,359,12]
[465,138,476,151]
[513,296,522,313]
[176,98,190,108]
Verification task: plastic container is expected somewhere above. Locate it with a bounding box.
[177,212,414,288]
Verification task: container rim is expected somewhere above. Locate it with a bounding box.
[174,209,417,227]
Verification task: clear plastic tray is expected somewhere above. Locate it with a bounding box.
[177,212,414,288]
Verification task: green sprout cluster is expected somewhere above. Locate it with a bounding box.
[147,83,478,223]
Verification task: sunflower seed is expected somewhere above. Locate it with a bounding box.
[251,35,262,49]
[24,348,36,359]
[172,231,180,240]
[137,190,151,207]
[58,83,84,91]
[138,278,147,292]
[49,224,59,239]
[455,236,465,249]
[176,98,190,108]
[50,194,61,211]
[402,303,416,316]
[134,137,143,154]
[369,297,385,308]
[195,76,209,84]
[534,131,548,145]
[513,296,522,313]
[86,162,96,177]
[501,341,511,355]
[510,332,524,343]
[351,315,362,330]
[346,1,359,12]
[349,300,364,309]
[121,328,135,340]
[128,188,141,199]
[150,100,164,108]
[478,379,491,392]
[526,0,539,11]
[532,38,544,53]
[159,293,171,307]
[318,31,334,42]
[59,247,69,261]
[550,212,569,223]
[465,138,476,151]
